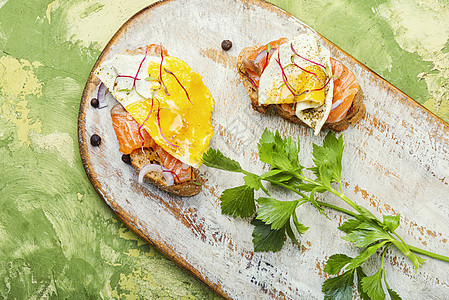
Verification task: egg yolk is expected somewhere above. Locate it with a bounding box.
[125,56,214,168]
[279,65,327,105]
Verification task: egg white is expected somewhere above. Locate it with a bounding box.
[95,54,161,107]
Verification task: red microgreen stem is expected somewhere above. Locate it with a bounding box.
[275,51,298,96]
[290,43,325,69]
[163,169,180,183]
[156,107,179,148]
[159,49,170,96]
[294,76,332,98]
[116,75,140,80]
[133,46,149,89]
[306,76,332,93]
[164,68,193,104]
[263,51,270,71]
[238,70,259,88]
[290,57,324,84]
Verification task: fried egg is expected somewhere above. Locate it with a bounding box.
[258,33,334,135]
[95,50,214,168]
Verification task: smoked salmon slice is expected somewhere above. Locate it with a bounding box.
[110,104,157,154]
[156,147,193,183]
[326,58,360,123]
[110,103,192,183]
[245,38,289,85]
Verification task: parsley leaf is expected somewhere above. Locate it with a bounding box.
[251,218,285,252]
[361,268,385,300]
[322,270,354,300]
[342,222,392,248]
[201,128,445,299]
[324,254,352,275]
[220,185,255,218]
[387,288,402,300]
[338,218,363,234]
[310,131,343,187]
[261,169,293,183]
[256,197,299,230]
[357,205,379,221]
[292,212,309,235]
[355,267,370,300]
[202,148,242,172]
[285,221,298,245]
[243,173,263,191]
[346,241,389,270]
[382,214,401,232]
[257,129,301,172]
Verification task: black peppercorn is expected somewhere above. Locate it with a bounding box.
[90,134,101,146]
[121,154,132,164]
[91,98,99,108]
[221,40,232,51]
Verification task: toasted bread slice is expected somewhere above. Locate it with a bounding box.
[237,47,269,114]
[237,46,366,132]
[130,148,203,197]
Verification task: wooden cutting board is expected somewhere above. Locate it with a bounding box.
[78,0,449,298]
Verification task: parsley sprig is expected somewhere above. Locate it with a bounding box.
[202,129,449,300]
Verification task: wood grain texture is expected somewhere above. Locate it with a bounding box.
[78,0,449,298]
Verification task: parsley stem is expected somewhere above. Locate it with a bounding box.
[381,245,390,289]
[318,199,449,263]
[381,244,390,268]
[260,184,271,196]
[315,201,358,218]
[407,245,449,262]
[264,178,308,199]
[319,193,449,263]
[327,187,364,216]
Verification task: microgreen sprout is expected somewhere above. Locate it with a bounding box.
[263,43,272,71]
[164,68,193,104]
[145,75,158,81]
[159,49,170,96]
[238,70,259,88]
[290,55,324,84]
[132,45,149,89]
[274,51,298,96]
[114,46,151,98]
[290,43,326,69]
[117,75,141,80]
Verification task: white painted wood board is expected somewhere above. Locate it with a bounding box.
[78,0,449,298]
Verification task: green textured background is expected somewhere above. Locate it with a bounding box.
[0,0,448,298]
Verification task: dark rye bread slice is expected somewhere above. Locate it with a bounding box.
[130,148,203,197]
[237,46,366,132]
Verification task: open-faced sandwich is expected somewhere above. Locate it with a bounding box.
[95,44,214,196]
[237,33,365,135]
